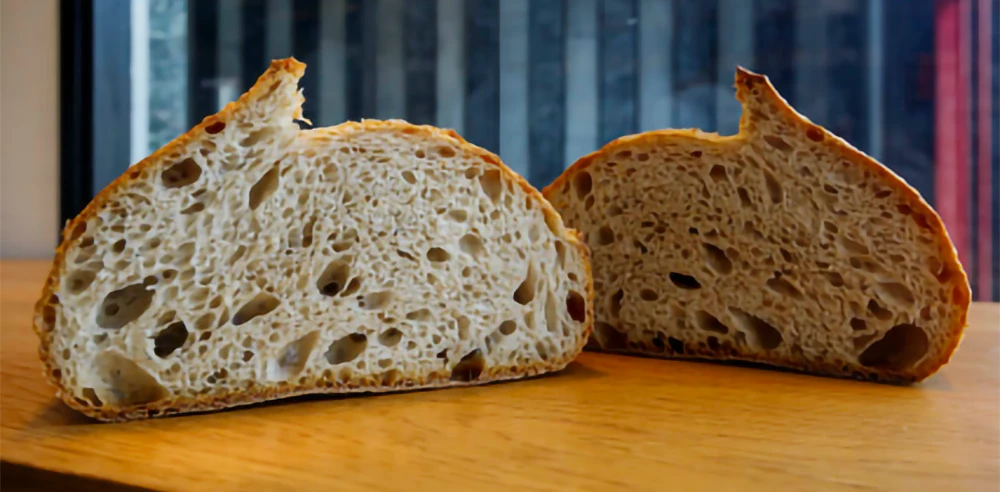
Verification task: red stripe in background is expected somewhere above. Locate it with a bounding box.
[935,0,972,282]
[977,0,993,300]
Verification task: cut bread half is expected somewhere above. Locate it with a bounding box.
[543,68,969,384]
[34,59,593,421]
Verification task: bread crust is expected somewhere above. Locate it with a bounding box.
[33,59,593,421]
[543,67,969,384]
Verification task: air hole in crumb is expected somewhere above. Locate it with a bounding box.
[514,264,537,305]
[897,204,912,215]
[859,324,928,371]
[667,337,685,354]
[806,127,824,142]
[639,289,659,301]
[153,321,188,358]
[96,284,155,329]
[231,293,281,325]
[205,121,226,134]
[449,349,485,382]
[269,331,320,381]
[438,146,456,158]
[850,318,867,331]
[610,289,624,317]
[690,150,702,158]
[248,165,280,210]
[360,291,393,311]
[406,309,432,321]
[449,209,468,222]
[378,328,403,347]
[596,226,615,246]
[566,290,587,322]
[764,135,793,152]
[702,243,732,275]
[161,158,202,188]
[573,171,593,199]
[825,272,845,287]
[695,310,729,334]
[70,222,87,240]
[867,299,894,321]
[669,272,701,290]
[763,169,783,204]
[92,351,167,406]
[709,165,728,182]
[728,308,782,350]
[325,333,368,364]
[426,247,451,262]
[478,170,503,202]
[402,170,417,184]
[317,259,351,296]
[82,388,103,407]
[112,239,127,254]
[459,234,485,257]
[875,282,915,307]
[765,273,803,299]
[65,270,97,295]
[737,187,753,209]
[839,236,870,255]
[499,320,517,335]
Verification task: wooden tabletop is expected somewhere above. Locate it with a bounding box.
[1,260,998,491]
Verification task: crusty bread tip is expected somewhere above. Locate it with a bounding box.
[544,67,970,384]
[33,58,593,421]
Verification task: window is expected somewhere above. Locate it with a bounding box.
[63,0,998,299]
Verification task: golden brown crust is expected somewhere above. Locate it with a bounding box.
[33,59,594,421]
[544,67,969,384]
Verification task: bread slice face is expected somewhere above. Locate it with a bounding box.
[543,68,969,384]
[34,59,593,421]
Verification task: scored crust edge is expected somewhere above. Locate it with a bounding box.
[33,58,594,421]
[543,67,970,384]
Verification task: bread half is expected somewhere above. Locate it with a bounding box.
[543,68,969,383]
[34,59,593,421]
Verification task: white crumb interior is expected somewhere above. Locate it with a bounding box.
[45,76,589,411]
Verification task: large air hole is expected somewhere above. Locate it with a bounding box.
[695,310,729,334]
[249,165,280,210]
[850,318,867,331]
[449,349,485,382]
[610,289,623,317]
[867,299,894,321]
[406,309,432,321]
[269,331,320,381]
[728,307,783,350]
[426,247,451,262]
[65,270,98,295]
[161,158,202,188]
[378,328,403,347]
[96,284,155,329]
[596,226,615,246]
[513,264,537,305]
[459,234,485,257]
[317,259,351,297]
[499,320,517,336]
[669,272,701,290]
[545,294,560,333]
[702,243,732,275]
[92,351,167,406]
[239,127,274,147]
[858,324,929,371]
[765,273,803,299]
[360,291,393,310]
[875,282,915,307]
[573,171,593,199]
[566,290,587,322]
[231,293,281,325]
[737,187,754,209]
[325,333,368,364]
[479,170,503,202]
[153,321,188,358]
[639,289,659,301]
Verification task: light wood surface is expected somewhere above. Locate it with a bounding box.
[2,260,998,490]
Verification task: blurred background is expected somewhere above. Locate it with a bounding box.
[0,0,997,300]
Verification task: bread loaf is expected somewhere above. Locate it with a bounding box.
[543,68,969,383]
[34,59,593,421]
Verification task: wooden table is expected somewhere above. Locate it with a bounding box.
[1,260,997,490]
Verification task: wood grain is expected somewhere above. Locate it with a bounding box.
[2,260,997,491]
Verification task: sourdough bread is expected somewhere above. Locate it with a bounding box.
[34,59,593,421]
[543,68,969,383]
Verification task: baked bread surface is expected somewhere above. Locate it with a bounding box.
[543,68,969,383]
[34,59,593,421]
